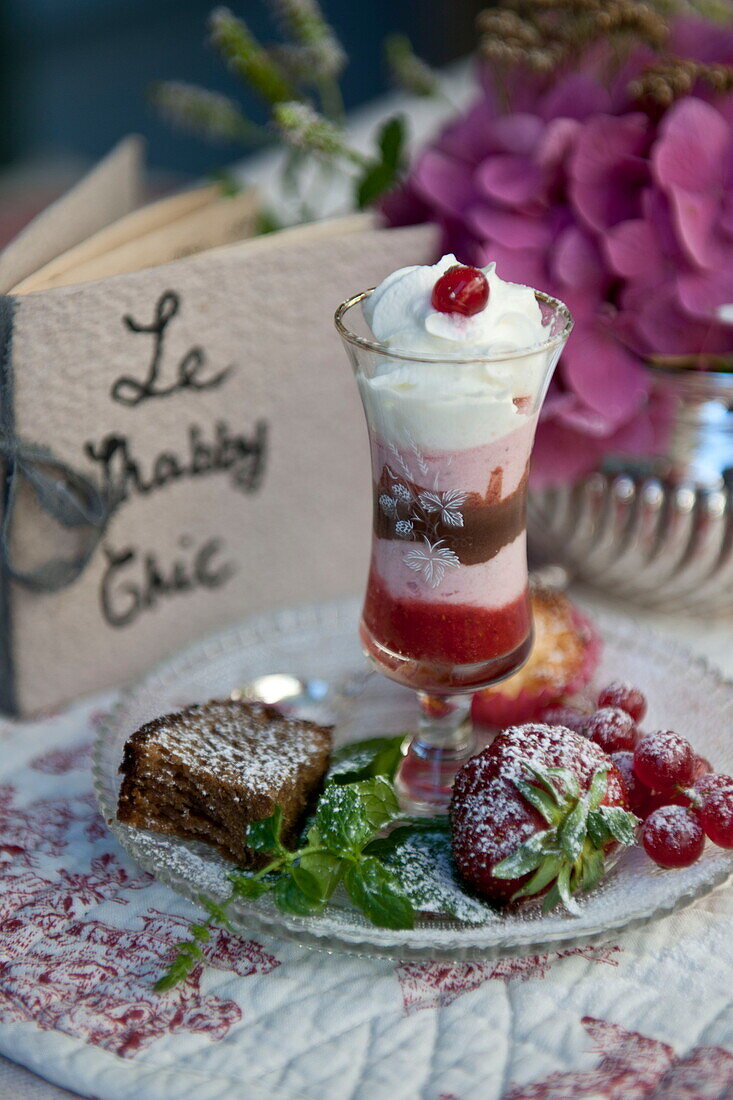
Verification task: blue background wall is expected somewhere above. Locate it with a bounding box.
[4,0,483,174]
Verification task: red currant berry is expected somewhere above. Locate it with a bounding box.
[597,681,647,723]
[694,772,733,800]
[699,788,733,848]
[586,707,637,753]
[643,788,692,814]
[633,731,694,792]
[642,806,705,868]
[540,706,591,737]
[431,265,489,316]
[610,751,648,817]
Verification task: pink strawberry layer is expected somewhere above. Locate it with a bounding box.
[371,416,536,496]
[370,532,528,610]
[370,417,535,610]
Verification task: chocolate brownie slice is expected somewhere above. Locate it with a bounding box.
[117,698,332,867]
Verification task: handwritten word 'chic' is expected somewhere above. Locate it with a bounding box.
[111,291,232,407]
[100,535,235,628]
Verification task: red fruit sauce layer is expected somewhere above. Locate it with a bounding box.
[362,568,531,681]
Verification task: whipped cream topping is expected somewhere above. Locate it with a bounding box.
[357,256,559,452]
[363,255,548,358]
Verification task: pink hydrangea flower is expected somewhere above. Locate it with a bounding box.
[382,18,733,485]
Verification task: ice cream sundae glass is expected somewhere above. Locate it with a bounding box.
[335,257,572,812]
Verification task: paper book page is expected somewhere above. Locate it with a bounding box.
[182,209,376,263]
[0,136,143,294]
[8,218,438,714]
[11,183,222,294]
[13,187,259,294]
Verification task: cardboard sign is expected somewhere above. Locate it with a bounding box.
[0,139,436,714]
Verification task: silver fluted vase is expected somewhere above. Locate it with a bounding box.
[528,366,733,614]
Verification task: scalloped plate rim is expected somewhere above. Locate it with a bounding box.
[92,596,733,961]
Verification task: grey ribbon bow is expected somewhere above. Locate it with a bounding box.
[0,435,115,592]
[0,294,114,594]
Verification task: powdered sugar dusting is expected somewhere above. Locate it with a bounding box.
[384,831,498,925]
[643,805,704,855]
[450,723,624,901]
[129,700,331,799]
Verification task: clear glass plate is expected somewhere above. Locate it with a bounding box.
[93,597,733,960]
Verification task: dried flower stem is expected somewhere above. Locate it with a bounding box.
[385,34,440,97]
[478,0,669,73]
[272,101,367,166]
[150,82,267,145]
[631,56,733,107]
[209,7,296,104]
[269,0,346,79]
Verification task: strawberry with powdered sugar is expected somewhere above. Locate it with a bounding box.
[450,723,637,912]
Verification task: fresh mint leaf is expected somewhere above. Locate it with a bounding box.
[290,863,329,903]
[188,923,210,940]
[343,857,414,930]
[200,897,233,928]
[364,817,449,859]
[293,844,344,904]
[247,806,285,853]
[154,934,206,992]
[315,776,398,855]
[356,776,400,831]
[378,115,406,170]
[154,949,200,992]
[156,772,407,991]
[380,829,493,924]
[329,735,405,785]
[228,872,274,900]
[273,875,324,917]
[314,783,372,855]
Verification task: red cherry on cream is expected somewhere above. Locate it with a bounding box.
[431,265,489,316]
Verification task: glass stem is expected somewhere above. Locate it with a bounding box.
[396,693,476,815]
[416,692,473,749]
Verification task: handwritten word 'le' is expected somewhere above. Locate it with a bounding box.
[100,535,235,629]
[111,291,232,407]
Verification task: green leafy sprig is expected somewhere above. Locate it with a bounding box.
[209,6,298,105]
[493,762,640,915]
[155,736,421,992]
[327,732,404,785]
[272,101,367,165]
[153,2,437,227]
[385,33,440,98]
[150,82,266,146]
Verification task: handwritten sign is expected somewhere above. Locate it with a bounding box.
[111,291,232,407]
[93,288,268,627]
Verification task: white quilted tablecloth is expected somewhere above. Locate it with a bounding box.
[0,590,732,1100]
